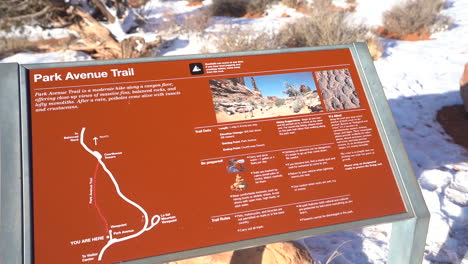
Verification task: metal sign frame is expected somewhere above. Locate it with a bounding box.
[0,43,429,264]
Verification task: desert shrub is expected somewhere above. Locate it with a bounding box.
[283,83,301,97]
[277,8,368,47]
[214,26,278,52]
[366,37,383,60]
[247,0,278,15]
[282,0,306,9]
[182,7,212,34]
[312,0,332,9]
[214,103,222,112]
[382,0,451,37]
[0,0,60,30]
[212,0,278,17]
[292,98,305,113]
[211,0,248,17]
[275,98,286,107]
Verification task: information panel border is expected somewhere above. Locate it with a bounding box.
[0,42,429,264]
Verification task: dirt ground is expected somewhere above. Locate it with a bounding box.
[216,104,313,123]
[437,104,468,149]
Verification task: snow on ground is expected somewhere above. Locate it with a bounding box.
[1,50,91,64]
[0,25,79,41]
[302,0,468,263]
[1,0,467,263]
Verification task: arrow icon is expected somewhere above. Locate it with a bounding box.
[93,137,98,145]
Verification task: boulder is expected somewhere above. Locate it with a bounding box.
[460,63,468,112]
[299,85,312,93]
[165,241,313,264]
[262,241,313,264]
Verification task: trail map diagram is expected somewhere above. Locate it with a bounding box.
[80,127,161,261]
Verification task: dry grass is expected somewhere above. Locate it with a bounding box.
[181,7,212,34]
[277,8,368,47]
[312,0,333,9]
[0,37,40,59]
[382,0,451,38]
[282,0,306,9]
[247,0,278,15]
[322,240,351,264]
[366,37,383,60]
[214,26,278,52]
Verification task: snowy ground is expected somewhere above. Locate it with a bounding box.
[1,0,467,263]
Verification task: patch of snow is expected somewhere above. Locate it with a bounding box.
[265,3,306,19]
[419,169,452,191]
[158,35,203,56]
[452,170,468,192]
[0,25,78,41]
[0,50,92,64]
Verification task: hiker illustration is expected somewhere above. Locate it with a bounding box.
[227,158,246,173]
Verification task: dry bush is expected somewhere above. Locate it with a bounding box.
[246,0,278,15]
[312,0,333,9]
[366,37,383,60]
[211,0,248,17]
[382,0,451,37]
[158,11,180,33]
[211,0,277,17]
[324,240,351,264]
[181,7,212,34]
[0,0,57,30]
[277,9,368,47]
[282,0,307,9]
[214,26,278,52]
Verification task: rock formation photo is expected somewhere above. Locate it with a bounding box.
[210,72,323,123]
[315,69,361,111]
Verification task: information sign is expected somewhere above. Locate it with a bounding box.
[0,43,429,264]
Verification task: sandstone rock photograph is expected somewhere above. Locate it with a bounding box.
[315,68,360,111]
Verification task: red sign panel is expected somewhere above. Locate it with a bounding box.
[29,49,406,263]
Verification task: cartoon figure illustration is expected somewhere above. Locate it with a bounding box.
[227,158,246,173]
[231,174,249,191]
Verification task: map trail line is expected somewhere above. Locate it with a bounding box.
[93,162,110,233]
[80,127,161,261]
